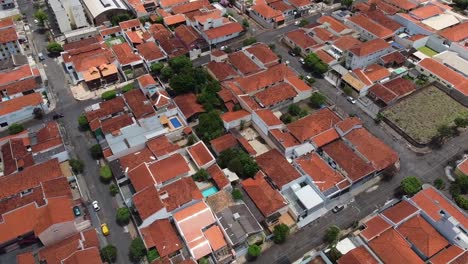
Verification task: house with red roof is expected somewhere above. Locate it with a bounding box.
[250,4,285,29]
[345,14,395,41]
[0,64,43,101]
[283,29,320,56]
[252,109,284,136]
[187,141,215,169]
[140,219,183,259]
[0,18,20,60]
[0,92,47,131]
[244,43,280,68]
[136,42,167,70]
[345,38,392,69]
[367,77,416,106]
[432,22,467,59]
[341,64,391,97]
[221,110,252,130]
[111,42,146,81]
[456,157,468,177]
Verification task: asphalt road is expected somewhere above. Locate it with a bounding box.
[16,0,133,263]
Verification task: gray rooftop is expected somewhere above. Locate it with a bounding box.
[216,204,263,246]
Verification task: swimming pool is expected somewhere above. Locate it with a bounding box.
[169,117,182,129]
[202,186,219,197]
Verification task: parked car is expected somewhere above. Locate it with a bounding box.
[92,201,100,211]
[299,58,305,64]
[73,206,81,216]
[288,50,297,56]
[347,96,356,104]
[101,223,109,236]
[332,205,345,213]
[220,45,228,51]
[294,20,300,26]
[38,52,45,61]
[53,113,64,120]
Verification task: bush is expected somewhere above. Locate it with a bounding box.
[69,159,84,174]
[280,113,293,124]
[324,225,341,245]
[232,188,243,200]
[147,248,159,263]
[454,195,468,210]
[121,83,133,93]
[243,37,257,46]
[150,62,164,74]
[434,178,445,190]
[101,90,116,101]
[8,123,24,135]
[242,19,250,28]
[90,144,103,160]
[78,115,89,130]
[273,224,290,244]
[116,207,131,225]
[343,86,353,96]
[129,237,146,262]
[310,92,327,108]
[100,245,117,263]
[288,104,302,116]
[193,169,209,182]
[198,258,209,264]
[109,184,119,196]
[247,244,261,260]
[298,19,309,27]
[100,165,113,182]
[401,176,422,196]
[47,42,63,54]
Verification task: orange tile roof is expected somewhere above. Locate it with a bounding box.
[133,185,164,219]
[286,75,311,92]
[210,133,238,154]
[255,109,282,126]
[254,82,297,107]
[236,136,257,156]
[371,0,400,14]
[137,74,157,88]
[322,139,375,182]
[347,14,394,39]
[204,22,243,40]
[270,129,300,148]
[382,200,418,224]
[147,135,179,158]
[62,247,103,264]
[99,26,121,36]
[411,186,468,228]
[252,4,283,19]
[0,203,41,244]
[369,77,416,104]
[100,114,134,134]
[0,18,14,29]
[207,164,230,189]
[245,43,279,66]
[312,27,337,42]
[285,29,317,49]
[384,0,417,10]
[206,61,239,81]
[119,19,141,30]
[439,22,468,42]
[370,229,424,264]
[419,58,468,96]
[175,24,204,48]
[0,77,38,96]
[296,153,348,192]
[288,0,311,7]
[364,10,403,32]
[269,0,293,12]
[137,42,165,62]
[337,246,378,264]
[1,138,34,175]
[256,149,301,189]
[85,97,126,122]
[112,42,141,65]
[0,65,37,86]
[236,64,295,93]
[228,51,262,75]
[164,14,187,26]
[318,16,349,33]
[315,49,335,65]
[335,117,362,134]
[148,153,190,184]
[34,197,74,235]
[159,177,203,211]
[361,215,392,241]
[203,225,227,251]
[457,158,468,175]
[193,9,222,24]
[123,89,155,119]
[397,215,449,257]
[221,110,250,123]
[349,38,390,57]
[287,108,341,143]
[241,171,287,217]
[128,163,155,192]
[187,141,215,168]
[140,219,183,256]
[353,64,391,86]
[345,127,398,171]
[172,0,211,14]
[119,147,155,172]
[174,93,205,119]
[429,244,465,264]
[31,121,64,153]
[332,36,362,51]
[17,252,35,264]
[0,92,43,116]
[126,31,143,44]
[0,27,18,44]
[410,5,443,20]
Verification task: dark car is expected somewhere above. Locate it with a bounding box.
[53,113,64,120]
[332,205,345,213]
[73,206,81,216]
[288,50,297,56]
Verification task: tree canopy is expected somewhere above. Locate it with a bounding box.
[454,0,468,10]
[70,159,84,174]
[304,53,328,75]
[8,123,24,135]
[196,111,224,142]
[100,245,117,263]
[47,42,63,54]
[324,225,341,246]
[248,244,261,259]
[341,0,353,8]
[116,207,131,225]
[90,144,103,160]
[100,165,113,183]
[101,90,116,101]
[401,176,422,196]
[218,148,259,179]
[273,224,290,244]
[150,62,164,74]
[129,237,146,262]
[34,9,48,25]
[310,92,327,108]
[78,115,89,130]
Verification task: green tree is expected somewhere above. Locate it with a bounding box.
[198,258,209,264]
[454,117,468,128]
[293,47,301,56]
[147,249,159,263]
[121,83,134,93]
[341,0,353,8]
[325,225,341,246]
[34,9,48,25]
[116,207,131,225]
[193,168,209,182]
[327,247,343,262]
[90,144,103,160]
[247,244,261,260]
[78,115,89,130]
[299,19,309,27]
[100,245,117,263]
[69,159,84,174]
[268,43,276,50]
[288,104,302,116]
[242,19,250,28]
[454,195,468,210]
[401,176,422,196]
[232,188,243,200]
[47,42,63,54]
[111,13,131,26]
[187,134,197,146]
[304,53,328,75]
[129,237,146,262]
[455,174,468,193]
[169,56,192,73]
[273,224,290,244]
[434,178,445,190]
[243,37,257,46]
[196,111,224,142]
[280,113,293,124]
[154,16,164,24]
[310,92,327,108]
[101,90,116,100]
[8,123,24,135]
[343,86,353,96]
[100,165,113,182]
[198,89,221,111]
[150,62,164,74]
[218,148,259,179]
[454,0,468,10]
[160,66,173,81]
[109,184,119,196]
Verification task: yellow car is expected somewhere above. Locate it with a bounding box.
[101,223,110,236]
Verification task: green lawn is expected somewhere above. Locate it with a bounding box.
[383,86,468,144]
[105,36,126,47]
[418,46,438,57]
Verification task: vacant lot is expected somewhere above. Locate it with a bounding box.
[383,86,468,144]
[418,46,438,57]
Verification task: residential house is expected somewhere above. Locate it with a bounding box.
[112,42,146,80]
[426,22,467,59]
[345,38,392,69]
[244,43,280,68]
[221,110,251,130]
[367,77,416,106]
[187,141,216,169]
[0,18,21,60]
[283,29,319,56]
[136,41,167,71]
[0,92,47,130]
[341,64,391,97]
[284,0,313,17]
[269,1,295,21]
[345,14,394,41]
[140,219,183,260]
[0,64,42,100]
[250,4,285,29]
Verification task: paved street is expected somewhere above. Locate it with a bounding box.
[16,1,133,263]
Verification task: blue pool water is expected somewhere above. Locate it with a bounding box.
[169,117,182,128]
[202,186,219,197]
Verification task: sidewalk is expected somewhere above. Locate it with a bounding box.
[71,81,133,101]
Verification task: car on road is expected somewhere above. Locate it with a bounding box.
[299,58,305,64]
[92,201,100,211]
[53,113,64,120]
[101,223,110,236]
[220,45,228,51]
[288,50,297,56]
[73,206,81,216]
[332,205,345,213]
[33,19,39,24]
[294,20,300,26]
[38,52,45,61]
[347,96,356,104]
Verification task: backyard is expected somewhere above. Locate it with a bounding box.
[417,46,438,57]
[105,36,126,47]
[383,86,468,144]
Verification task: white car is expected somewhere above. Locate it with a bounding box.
[33,19,39,24]
[347,96,356,104]
[305,75,312,80]
[220,46,228,51]
[294,20,300,26]
[299,58,305,64]
[92,201,100,211]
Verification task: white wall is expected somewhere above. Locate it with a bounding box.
[346,47,392,69]
[223,114,252,130]
[0,103,47,131]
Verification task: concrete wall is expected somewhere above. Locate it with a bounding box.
[223,115,252,130]
[426,35,449,53]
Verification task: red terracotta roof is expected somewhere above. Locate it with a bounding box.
[128,163,155,192]
[171,0,211,14]
[0,27,18,44]
[380,51,406,65]
[245,43,279,66]
[312,27,337,42]
[347,14,394,39]
[353,64,391,86]
[0,65,37,86]
[137,74,157,88]
[288,0,311,7]
[221,110,250,123]
[159,177,203,211]
[318,16,349,33]
[345,127,399,171]
[361,215,392,241]
[112,42,141,65]
[141,219,183,256]
[332,36,362,51]
[411,186,468,228]
[338,246,378,264]
[204,22,243,40]
[187,141,215,168]
[410,4,443,20]
[119,19,141,30]
[254,82,297,107]
[34,197,74,235]
[429,245,465,264]
[349,38,390,57]
[0,18,14,29]
[241,171,287,217]
[418,58,468,96]
[287,108,341,142]
[311,127,339,148]
[322,139,375,182]
[384,0,417,10]
[174,93,205,119]
[252,4,283,19]
[175,24,204,48]
[256,149,301,189]
[137,42,166,62]
[0,92,43,116]
[228,51,262,75]
[62,247,103,264]
[133,185,164,219]
[285,29,317,50]
[0,78,38,96]
[99,26,121,37]
[148,153,190,184]
[269,0,293,12]
[457,157,468,175]
[364,10,403,32]
[123,89,155,119]
[439,22,468,42]
[236,64,295,93]
[17,252,35,264]
[31,121,63,153]
[255,109,282,127]
[315,50,335,65]
[147,136,179,158]
[369,77,416,104]
[206,61,238,81]
[210,133,238,154]
[286,75,311,92]
[119,147,155,172]
[1,138,34,175]
[207,164,230,189]
[381,200,418,224]
[372,0,400,15]
[203,225,227,251]
[85,97,126,122]
[397,215,449,257]
[269,129,300,148]
[370,228,424,264]
[100,114,134,134]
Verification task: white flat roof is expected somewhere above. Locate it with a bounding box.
[82,0,128,19]
[433,51,468,77]
[422,14,459,31]
[295,185,323,210]
[336,238,357,254]
[413,51,429,60]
